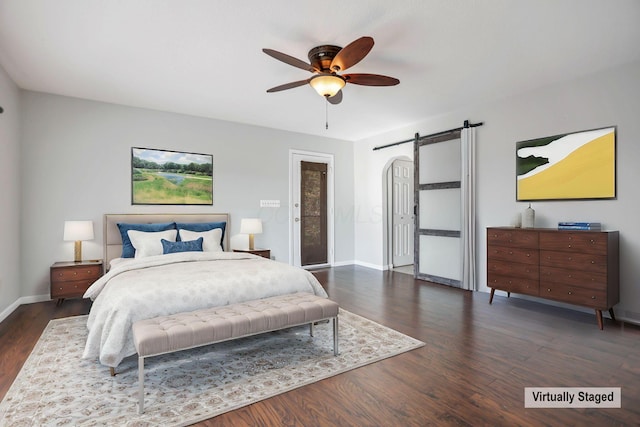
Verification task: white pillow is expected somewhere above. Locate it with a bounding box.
[178,228,223,252]
[127,229,178,258]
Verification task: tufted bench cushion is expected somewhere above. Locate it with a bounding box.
[132,292,339,413]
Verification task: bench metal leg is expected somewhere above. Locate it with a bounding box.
[333,316,339,356]
[309,322,314,337]
[138,356,145,414]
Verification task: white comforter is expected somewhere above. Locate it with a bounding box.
[82,251,327,367]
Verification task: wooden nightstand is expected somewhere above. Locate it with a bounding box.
[50,260,103,305]
[233,249,271,259]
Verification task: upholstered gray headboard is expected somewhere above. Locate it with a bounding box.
[104,213,230,268]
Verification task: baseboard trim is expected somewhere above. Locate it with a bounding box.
[0,294,51,324]
[353,260,386,271]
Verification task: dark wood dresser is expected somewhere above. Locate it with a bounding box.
[50,260,103,305]
[487,227,619,329]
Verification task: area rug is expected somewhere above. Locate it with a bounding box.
[0,309,424,426]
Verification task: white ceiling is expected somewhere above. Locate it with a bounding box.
[1,0,639,141]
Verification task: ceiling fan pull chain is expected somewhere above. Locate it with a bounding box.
[325,98,329,130]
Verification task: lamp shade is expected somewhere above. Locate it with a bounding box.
[309,75,346,98]
[63,221,94,241]
[240,218,262,235]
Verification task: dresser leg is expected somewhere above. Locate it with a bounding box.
[56,298,64,306]
[489,288,495,304]
[110,367,116,376]
[596,309,604,330]
[608,308,616,322]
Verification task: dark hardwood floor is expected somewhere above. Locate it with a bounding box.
[2,265,639,426]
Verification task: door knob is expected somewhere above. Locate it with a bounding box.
[295,218,300,222]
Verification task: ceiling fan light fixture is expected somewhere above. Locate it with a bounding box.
[309,74,345,98]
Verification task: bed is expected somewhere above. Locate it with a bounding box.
[82,213,328,368]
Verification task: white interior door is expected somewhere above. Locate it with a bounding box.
[392,159,414,267]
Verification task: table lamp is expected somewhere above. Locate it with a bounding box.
[63,220,94,262]
[240,218,262,250]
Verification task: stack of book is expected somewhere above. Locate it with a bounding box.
[557,222,602,230]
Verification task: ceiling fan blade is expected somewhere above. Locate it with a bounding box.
[266,79,310,93]
[330,36,374,72]
[262,48,317,73]
[327,90,343,105]
[344,73,400,86]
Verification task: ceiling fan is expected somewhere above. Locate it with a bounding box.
[263,36,399,104]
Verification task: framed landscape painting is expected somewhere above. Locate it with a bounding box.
[131,147,213,205]
[516,126,616,201]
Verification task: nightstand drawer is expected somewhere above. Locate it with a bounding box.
[51,265,102,282]
[51,279,95,299]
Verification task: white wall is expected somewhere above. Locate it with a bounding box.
[19,92,354,299]
[0,64,21,318]
[355,60,640,323]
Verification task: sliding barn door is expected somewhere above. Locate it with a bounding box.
[414,130,463,287]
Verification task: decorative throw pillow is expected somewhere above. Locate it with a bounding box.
[127,229,178,258]
[175,221,226,249]
[178,228,223,252]
[161,237,204,254]
[117,222,175,258]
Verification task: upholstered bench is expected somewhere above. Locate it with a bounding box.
[132,292,339,413]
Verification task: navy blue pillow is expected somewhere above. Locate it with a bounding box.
[175,221,226,249]
[161,237,203,254]
[117,222,176,258]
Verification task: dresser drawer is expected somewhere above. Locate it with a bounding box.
[51,278,95,299]
[487,245,538,265]
[539,231,607,255]
[540,283,607,309]
[51,265,102,283]
[540,266,606,289]
[488,273,539,296]
[488,259,538,280]
[487,228,538,249]
[540,250,607,273]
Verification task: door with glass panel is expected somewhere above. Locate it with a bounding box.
[414,130,462,287]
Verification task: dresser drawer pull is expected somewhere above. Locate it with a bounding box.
[568,274,572,278]
[73,272,77,275]
[590,239,595,244]
[509,251,513,255]
[567,291,572,295]
[568,244,571,248]
[526,253,530,257]
[591,260,595,264]
[547,288,551,292]
[591,296,596,299]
